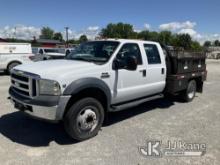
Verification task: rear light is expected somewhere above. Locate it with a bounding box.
[177,75,185,79]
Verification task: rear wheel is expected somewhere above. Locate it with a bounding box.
[7,62,20,74]
[181,80,197,102]
[64,97,104,141]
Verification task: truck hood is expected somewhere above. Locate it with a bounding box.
[14,60,100,80]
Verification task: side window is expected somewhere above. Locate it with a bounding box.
[32,48,38,54]
[144,44,161,64]
[39,49,44,55]
[117,43,142,65]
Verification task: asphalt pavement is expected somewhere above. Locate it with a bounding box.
[0,60,219,165]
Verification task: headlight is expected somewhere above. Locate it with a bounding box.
[39,79,61,96]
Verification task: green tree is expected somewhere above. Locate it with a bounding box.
[175,34,192,50]
[53,32,63,41]
[203,41,212,47]
[100,23,136,39]
[191,41,203,51]
[214,40,220,46]
[137,30,151,40]
[148,31,159,41]
[68,39,78,44]
[40,27,54,39]
[158,31,173,45]
[79,35,88,43]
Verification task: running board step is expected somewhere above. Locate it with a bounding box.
[110,94,164,112]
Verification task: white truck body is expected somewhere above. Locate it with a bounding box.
[0,43,34,71]
[14,40,166,104]
[8,39,206,141]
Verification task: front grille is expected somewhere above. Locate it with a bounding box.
[11,71,39,98]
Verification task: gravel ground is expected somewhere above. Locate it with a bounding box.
[0,60,219,165]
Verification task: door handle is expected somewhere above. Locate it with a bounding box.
[139,69,146,77]
[161,68,165,74]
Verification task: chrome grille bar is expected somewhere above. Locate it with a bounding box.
[11,70,39,98]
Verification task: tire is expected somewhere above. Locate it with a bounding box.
[7,62,20,74]
[181,80,197,102]
[64,97,104,141]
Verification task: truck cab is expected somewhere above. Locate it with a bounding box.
[8,39,206,141]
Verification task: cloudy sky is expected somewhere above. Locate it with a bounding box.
[0,0,219,43]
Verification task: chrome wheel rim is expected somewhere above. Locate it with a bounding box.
[188,83,196,99]
[76,108,98,132]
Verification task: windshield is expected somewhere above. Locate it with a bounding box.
[66,41,119,63]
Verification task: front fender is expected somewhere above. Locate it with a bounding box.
[63,77,111,106]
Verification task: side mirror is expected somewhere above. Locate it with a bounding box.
[112,59,125,70]
[126,56,138,71]
[112,56,138,71]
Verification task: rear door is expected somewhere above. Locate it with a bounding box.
[143,43,166,94]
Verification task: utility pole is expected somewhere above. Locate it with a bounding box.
[14,27,17,39]
[65,27,69,47]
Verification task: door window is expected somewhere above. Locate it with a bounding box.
[144,44,161,64]
[39,49,44,54]
[117,43,142,65]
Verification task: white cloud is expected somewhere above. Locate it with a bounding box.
[144,23,151,30]
[0,24,100,40]
[177,28,220,44]
[62,26,100,40]
[159,21,196,31]
[178,28,202,40]
[198,34,220,44]
[0,24,41,40]
[213,34,219,38]
[1,23,219,44]
[87,26,99,31]
[134,29,141,33]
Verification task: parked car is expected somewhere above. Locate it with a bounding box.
[0,43,34,73]
[9,39,207,141]
[57,48,75,56]
[32,47,65,60]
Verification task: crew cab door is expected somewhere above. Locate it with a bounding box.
[143,43,166,94]
[112,43,148,103]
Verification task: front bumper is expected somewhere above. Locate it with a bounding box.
[9,87,70,121]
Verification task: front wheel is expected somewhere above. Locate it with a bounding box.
[181,80,197,102]
[64,98,104,141]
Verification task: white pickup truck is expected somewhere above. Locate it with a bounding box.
[32,47,67,60]
[0,43,34,73]
[8,39,207,141]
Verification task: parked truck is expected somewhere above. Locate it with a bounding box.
[0,43,34,73]
[32,47,67,60]
[8,39,207,141]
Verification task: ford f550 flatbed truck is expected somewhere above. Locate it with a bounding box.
[8,39,207,141]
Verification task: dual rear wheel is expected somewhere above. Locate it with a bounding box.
[181,80,197,102]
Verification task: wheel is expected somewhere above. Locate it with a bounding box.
[64,97,104,141]
[7,62,20,74]
[181,80,197,102]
